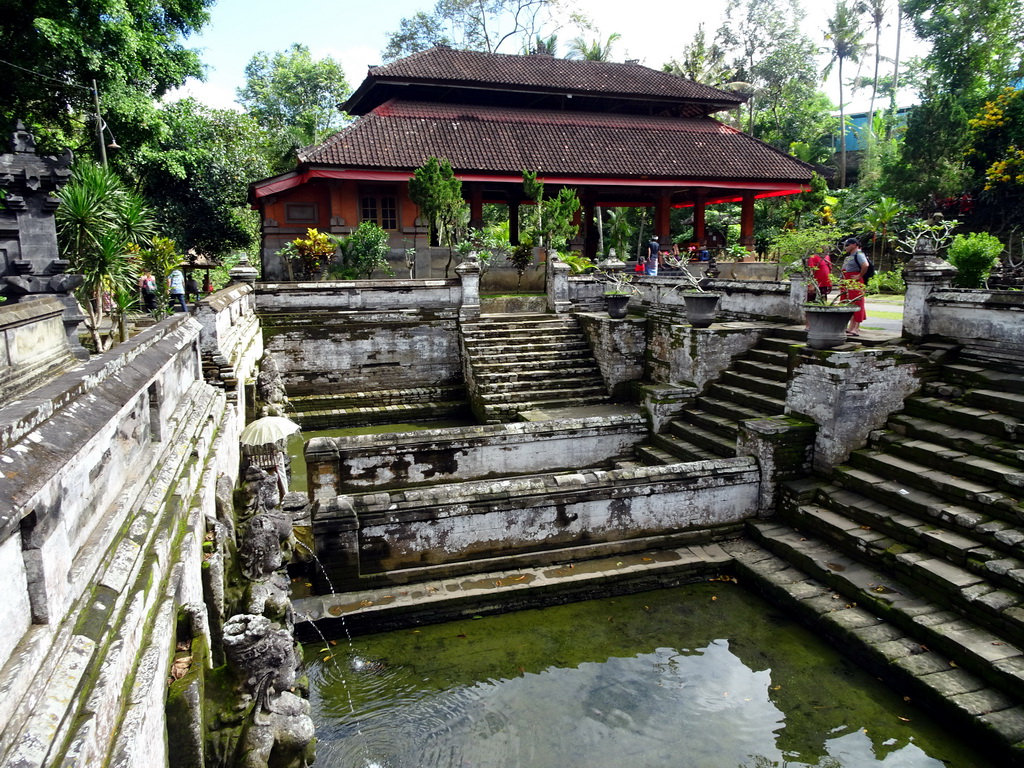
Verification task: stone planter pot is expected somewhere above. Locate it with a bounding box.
[682,291,721,328]
[805,305,857,349]
[604,293,631,319]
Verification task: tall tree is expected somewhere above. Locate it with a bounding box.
[383,0,566,61]
[864,0,887,128]
[118,99,274,257]
[824,0,868,187]
[0,0,213,156]
[665,24,732,86]
[237,43,350,159]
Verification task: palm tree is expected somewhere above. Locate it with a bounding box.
[567,32,621,62]
[824,0,868,187]
[56,163,157,351]
[865,0,887,129]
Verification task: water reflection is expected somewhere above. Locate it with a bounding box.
[306,583,990,768]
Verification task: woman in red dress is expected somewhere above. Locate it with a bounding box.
[840,237,869,335]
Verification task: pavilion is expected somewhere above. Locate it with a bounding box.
[249,46,815,279]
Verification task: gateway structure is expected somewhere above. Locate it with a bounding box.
[250,46,814,279]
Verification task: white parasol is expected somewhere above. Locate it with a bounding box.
[239,416,301,446]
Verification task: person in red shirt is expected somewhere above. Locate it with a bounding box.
[807,251,833,302]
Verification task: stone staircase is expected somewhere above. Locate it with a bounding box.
[633,328,802,465]
[461,314,610,423]
[735,352,1024,757]
[288,386,470,429]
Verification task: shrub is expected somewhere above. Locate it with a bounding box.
[947,232,1003,288]
[865,264,905,295]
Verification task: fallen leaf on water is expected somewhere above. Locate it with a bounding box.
[711,596,718,601]
[513,575,527,581]
[772,685,782,691]
[643,605,651,611]
[330,640,337,646]
[903,696,911,702]
[898,716,911,722]
[642,557,653,562]
[360,600,374,606]
[616,561,624,567]
[456,633,468,639]
[305,583,312,587]
[494,580,503,587]
[323,655,333,662]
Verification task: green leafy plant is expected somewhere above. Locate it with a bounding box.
[947,232,1003,288]
[135,235,182,318]
[506,238,535,292]
[329,222,394,279]
[277,227,341,279]
[56,162,157,352]
[559,252,596,274]
[865,265,906,294]
[409,156,467,276]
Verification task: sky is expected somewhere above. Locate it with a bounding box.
[171,0,920,114]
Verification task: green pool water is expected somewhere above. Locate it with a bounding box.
[304,582,992,768]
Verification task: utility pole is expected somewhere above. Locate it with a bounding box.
[91,78,107,167]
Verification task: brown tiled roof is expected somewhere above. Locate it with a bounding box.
[343,46,744,115]
[300,101,813,182]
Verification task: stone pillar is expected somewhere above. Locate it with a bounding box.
[786,346,928,471]
[456,256,481,321]
[304,437,340,503]
[582,193,598,260]
[789,274,809,323]
[547,256,571,314]
[902,235,958,339]
[508,196,521,246]
[655,190,671,240]
[736,417,816,516]
[228,255,259,285]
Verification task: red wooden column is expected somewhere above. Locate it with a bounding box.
[655,189,672,240]
[468,182,484,230]
[740,191,756,250]
[693,190,707,246]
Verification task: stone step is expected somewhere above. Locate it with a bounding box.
[474,366,602,384]
[966,389,1024,420]
[847,449,1021,516]
[720,369,788,400]
[463,339,591,355]
[651,432,716,463]
[745,347,790,368]
[888,413,1024,470]
[871,431,1024,494]
[667,417,736,457]
[680,405,741,441]
[469,349,595,368]
[635,443,678,466]
[758,335,804,354]
[742,521,1024,705]
[807,484,1024,595]
[726,536,1024,759]
[697,390,782,421]
[479,384,608,404]
[292,401,471,430]
[479,376,606,397]
[289,386,466,411]
[703,381,787,416]
[462,330,583,346]
[943,363,1024,395]
[781,503,1024,656]
[733,358,789,383]
[829,463,1022,537]
[483,393,610,421]
[903,396,1023,442]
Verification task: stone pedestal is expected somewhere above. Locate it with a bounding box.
[903,235,958,339]
[547,256,571,314]
[456,257,481,321]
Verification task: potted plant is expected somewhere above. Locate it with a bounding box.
[663,253,721,328]
[598,271,637,319]
[771,225,857,349]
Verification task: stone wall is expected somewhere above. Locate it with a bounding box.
[0,315,244,766]
[257,282,464,396]
[925,289,1024,364]
[313,458,760,584]
[576,313,646,397]
[0,296,77,406]
[305,413,648,498]
[645,312,769,389]
[195,282,264,405]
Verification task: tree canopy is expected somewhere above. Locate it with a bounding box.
[236,43,351,159]
[0,0,213,154]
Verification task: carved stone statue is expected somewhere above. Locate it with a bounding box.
[222,614,315,768]
[238,509,293,582]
